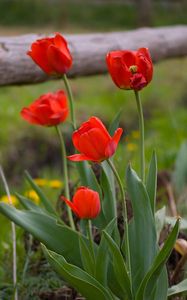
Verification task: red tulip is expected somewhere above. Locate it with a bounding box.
[21,90,68,126]
[68,116,123,162]
[62,186,101,219]
[106,48,153,91]
[27,33,72,75]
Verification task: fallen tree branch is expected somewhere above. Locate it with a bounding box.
[0,25,187,86]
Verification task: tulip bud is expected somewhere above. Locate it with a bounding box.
[62,186,101,219]
[27,33,72,75]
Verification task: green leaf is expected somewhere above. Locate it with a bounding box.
[153,267,168,300]
[168,279,187,296]
[173,141,187,195]
[79,236,95,276]
[155,206,166,241]
[76,162,102,197]
[102,161,116,200]
[16,193,44,213]
[25,171,56,215]
[146,151,157,215]
[95,218,116,286]
[103,231,132,300]
[95,219,123,298]
[43,246,114,300]
[135,218,180,300]
[100,163,117,223]
[109,109,122,135]
[0,203,89,267]
[126,165,157,292]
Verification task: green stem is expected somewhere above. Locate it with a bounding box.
[107,159,131,283]
[62,74,76,130]
[22,234,33,282]
[55,126,75,230]
[86,219,95,263]
[134,90,145,183]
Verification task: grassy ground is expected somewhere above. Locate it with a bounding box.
[0,1,186,33]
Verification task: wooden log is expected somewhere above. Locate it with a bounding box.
[0,25,187,86]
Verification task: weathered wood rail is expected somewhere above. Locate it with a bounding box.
[0,25,187,86]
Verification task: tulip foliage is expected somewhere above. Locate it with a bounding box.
[0,33,186,300]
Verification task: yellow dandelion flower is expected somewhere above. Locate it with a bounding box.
[48,180,63,189]
[33,178,48,187]
[131,130,140,139]
[0,195,18,206]
[25,190,40,204]
[127,143,137,152]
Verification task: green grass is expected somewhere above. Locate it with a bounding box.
[0,0,186,31]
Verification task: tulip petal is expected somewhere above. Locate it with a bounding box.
[72,116,110,152]
[122,50,136,68]
[106,53,131,89]
[78,129,109,160]
[20,90,68,127]
[28,39,54,74]
[112,128,123,144]
[34,105,54,125]
[89,117,111,139]
[138,48,152,64]
[137,48,153,83]
[20,108,42,125]
[54,33,72,60]
[47,45,72,74]
[105,128,123,158]
[61,196,80,217]
[130,73,147,91]
[67,154,93,162]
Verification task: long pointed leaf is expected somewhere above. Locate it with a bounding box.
[155,206,166,241]
[109,109,122,136]
[168,279,187,297]
[79,236,95,276]
[95,218,116,286]
[100,164,117,223]
[16,193,44,213]
[25,171,56,215]
[136,219,180,300]
[76,162,102,197]
[44,246,114,300]
[0,203,89,267]
[153,267,168,300]
[146,151,157,215]
[126,165,157,292]
[103,231,132,300]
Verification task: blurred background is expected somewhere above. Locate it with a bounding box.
[0,1,187,298]
[0,0,187,34]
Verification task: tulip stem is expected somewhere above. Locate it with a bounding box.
[134,90,145,183]
[62,74,76,130]
[107,159,131,284]
[0,166,18,300]
[55,126,75,230]
[86,219,95,263]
